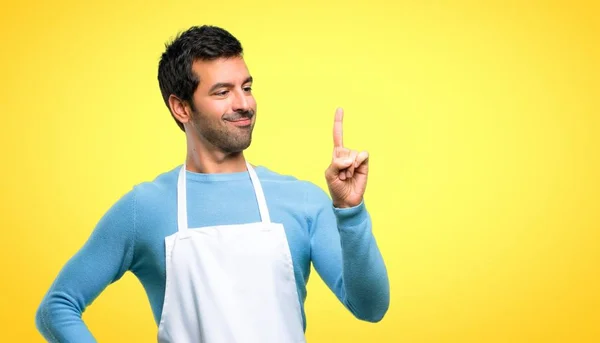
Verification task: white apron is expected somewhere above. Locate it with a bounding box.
[157,162,306,343]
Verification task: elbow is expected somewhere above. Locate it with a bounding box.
[35,292,73,342]
[372,304,390,323]
[368,305,389,323]
[35,300,50,337]
[356,301,389,323]
[348,292,390,323]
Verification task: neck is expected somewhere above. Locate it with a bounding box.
[185,134,248,174]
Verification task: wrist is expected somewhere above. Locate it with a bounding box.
[333,198,363,209]
[333,202,353,209]
[333,200,368,227]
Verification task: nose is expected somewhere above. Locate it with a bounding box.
[232,90,250,113]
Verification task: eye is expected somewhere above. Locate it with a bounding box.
[215,90,229,96]
[243,86,252,93]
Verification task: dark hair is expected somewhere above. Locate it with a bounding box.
[158,25,244,131]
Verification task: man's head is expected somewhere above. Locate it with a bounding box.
[158,25,256,153]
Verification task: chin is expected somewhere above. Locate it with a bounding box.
[223,139,252,154]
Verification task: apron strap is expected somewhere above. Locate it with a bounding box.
[177,161,271,233]
[177,164,189,233]
[246,161,271,224]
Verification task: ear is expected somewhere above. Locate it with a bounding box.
[168,94,192,126]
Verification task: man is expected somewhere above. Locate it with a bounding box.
[35,25,389,343]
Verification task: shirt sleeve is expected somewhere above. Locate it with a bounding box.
[35,188,137,343]
[305,182,390,322]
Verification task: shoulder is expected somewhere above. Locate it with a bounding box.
[254,165,298,182]
[128,165,180,210]
[255,165,332,204]
[135,165,179,191]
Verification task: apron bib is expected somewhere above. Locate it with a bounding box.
[157,162,306,343]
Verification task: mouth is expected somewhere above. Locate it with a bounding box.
[225,116,253,127]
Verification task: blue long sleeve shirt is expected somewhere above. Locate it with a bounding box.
[35,164,390,342]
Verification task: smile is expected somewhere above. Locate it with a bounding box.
[225,117,253,127]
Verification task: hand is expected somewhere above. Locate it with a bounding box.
[325,108,369,208]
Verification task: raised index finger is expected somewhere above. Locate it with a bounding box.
[333,107,344,148]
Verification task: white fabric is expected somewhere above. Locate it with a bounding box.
[157,161,306,343]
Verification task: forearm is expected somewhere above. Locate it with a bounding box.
[35,189,136,342]
[334,201,390,322]
[36,291,97,343]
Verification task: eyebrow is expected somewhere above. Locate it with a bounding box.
[208,76,253,93]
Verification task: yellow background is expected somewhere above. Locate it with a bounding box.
[1,0,598,342]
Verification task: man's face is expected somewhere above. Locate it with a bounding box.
[188,56,257,153]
